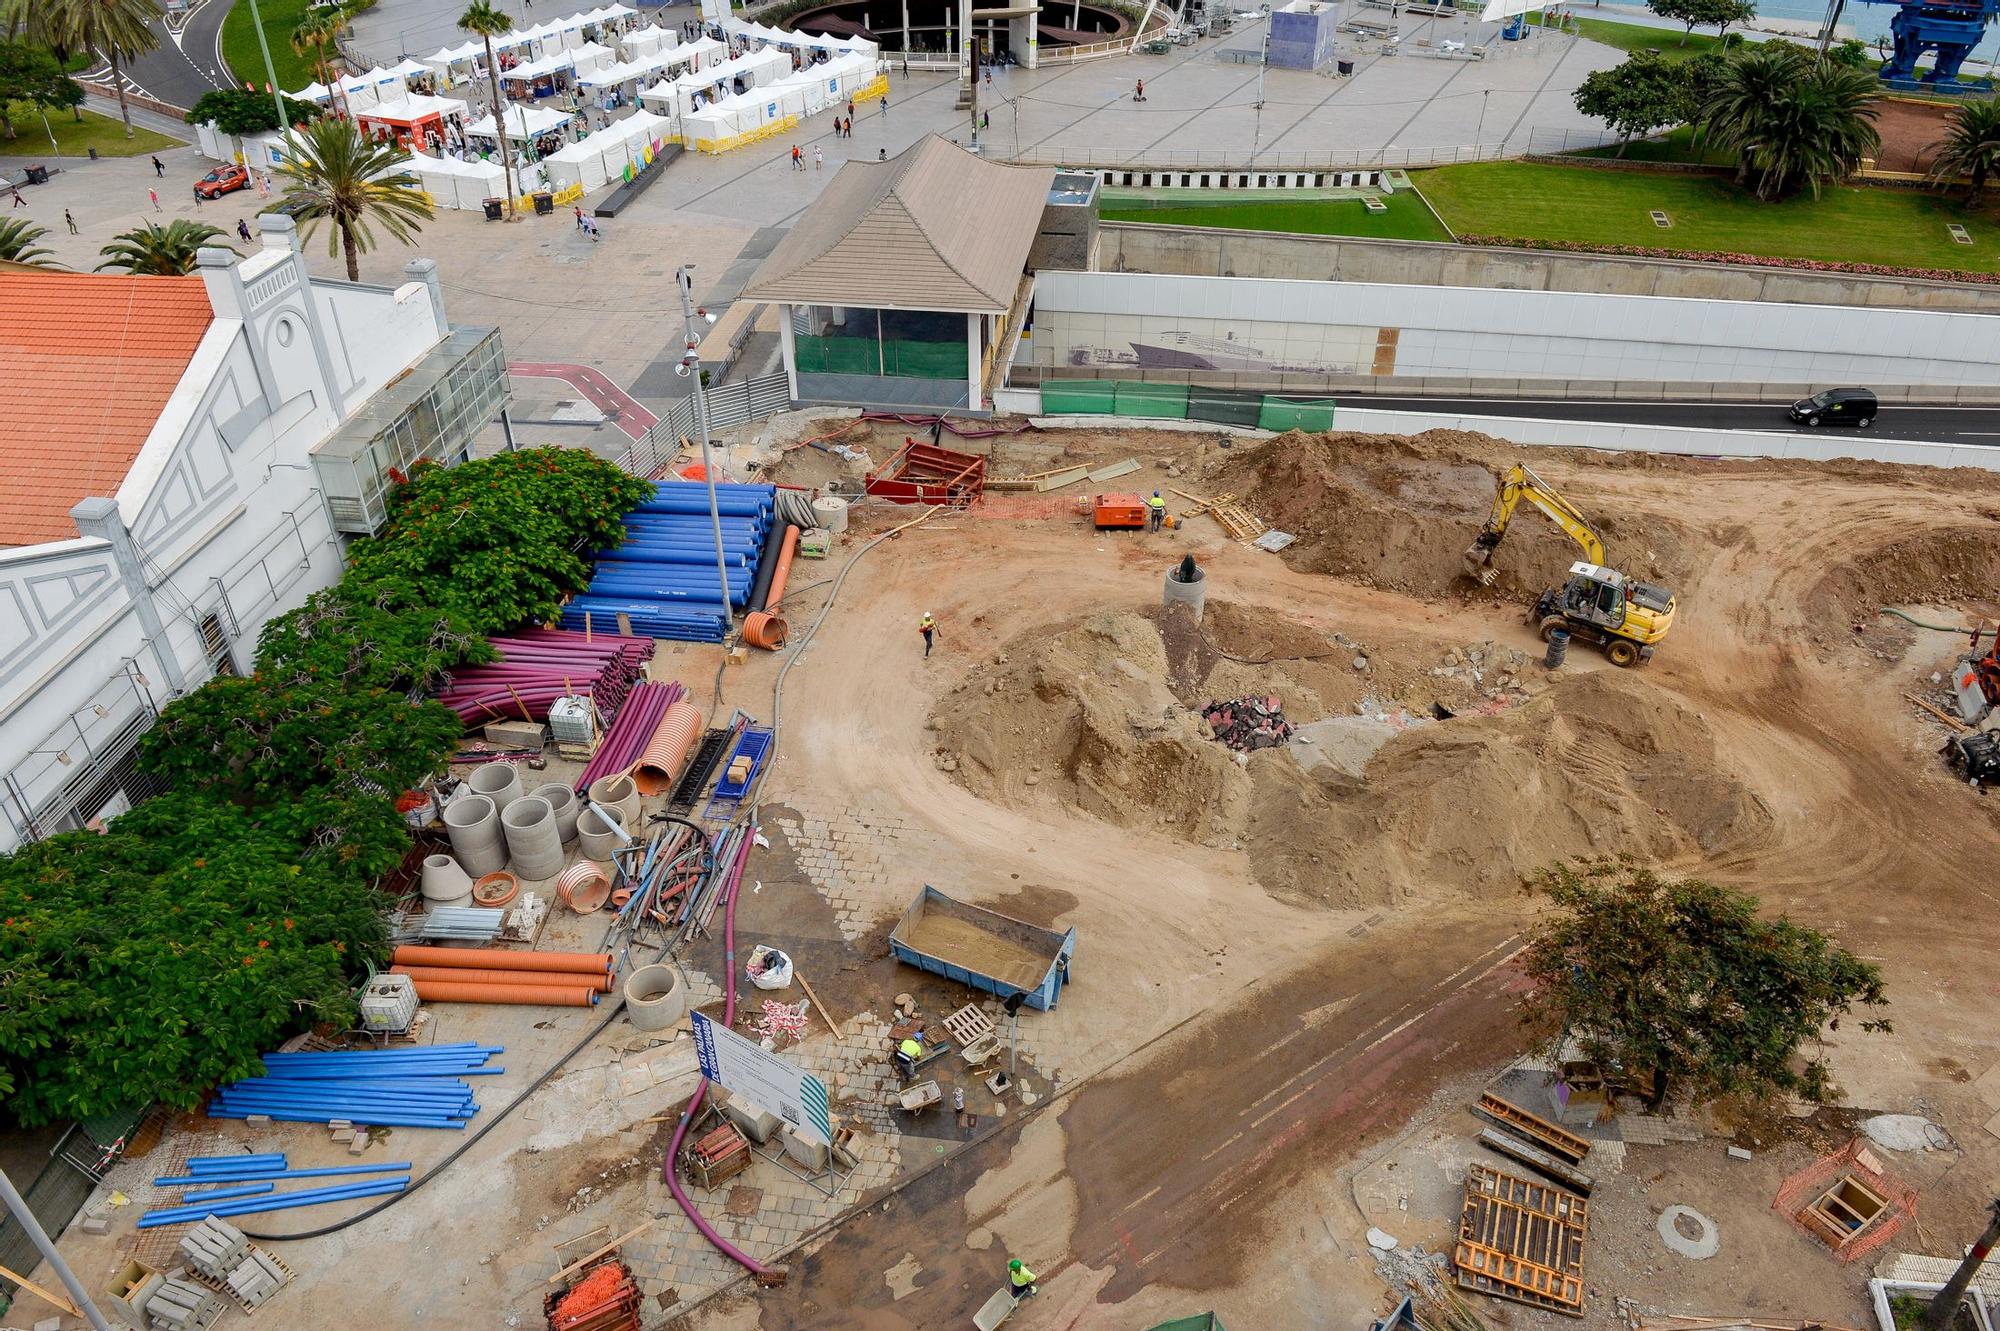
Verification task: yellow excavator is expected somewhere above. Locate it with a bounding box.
[1462,463,1677,667]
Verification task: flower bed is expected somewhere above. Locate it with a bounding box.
[1455,233,2000,284]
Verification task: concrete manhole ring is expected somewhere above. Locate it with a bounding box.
[1658,1204,1720,1259]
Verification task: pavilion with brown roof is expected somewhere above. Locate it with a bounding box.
[741,134,1056,413]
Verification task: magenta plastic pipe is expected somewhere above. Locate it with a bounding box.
[663,826,762,1273]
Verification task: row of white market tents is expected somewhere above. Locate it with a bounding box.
[679,53,880,152]
[638,45,789,118]
[465,102,573,142]
[577,35,726,93]
[421,4,641,83]
[290,59,433,110]
[409,151,508,210]
[719,16,880,58]
[542,107,672,193]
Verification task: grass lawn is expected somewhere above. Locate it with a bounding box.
[0,102,178,157]
[220,0,319,92]
[1571,15,1732,58]
[1099,191,1452,242]
[1417,160,2000,271]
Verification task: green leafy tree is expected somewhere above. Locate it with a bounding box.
[96,219,232,275]
[1828,36,1870,67]
[0,40,83,139]
[345,448,654,634]
[1697,45,1879,198]
[185,86,322,136]
[2,0,162,139]
[0,216,55,265]
[0,792,399,1124]
[139,678,462,809]
[1927,96,2000,202]
[1648,0,1755,43]
[1573,52,1709,154]
[273,114,433,282]
[254,583,493,693]
[458,0,519,219]
[289,9,347,93]
[1518,861,1889,1109]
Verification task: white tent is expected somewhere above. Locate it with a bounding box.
[389,58,432,80]
[466,102,572,140]
[410,150,509,210]
[288,80,330,103]
[542,106,673,193]
[648,45,789,118]
[621,26,676,60]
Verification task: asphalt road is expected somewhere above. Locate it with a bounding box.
[113,0,236,113]
[1349,395,2000,444]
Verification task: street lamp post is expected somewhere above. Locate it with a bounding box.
[0,1164,115,1331]
[675,266,734,626]
[244,0,289,132]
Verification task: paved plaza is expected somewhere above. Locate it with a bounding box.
[12,4,1616,439]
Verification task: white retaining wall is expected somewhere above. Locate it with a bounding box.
[1028,270,2000,388]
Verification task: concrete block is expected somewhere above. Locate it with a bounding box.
[482,719,549,750]
[331,1128,355,1142]
[348,1135,369,1155]
[35,1317,62,1331]
[1727,1145,1753,1161]
[81,1213,112,1234]
[245,1114,271,1126]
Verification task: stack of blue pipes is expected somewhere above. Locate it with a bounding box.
[207,1043,499,1129]
[560,481,777,643]
[141,1153,413,1228]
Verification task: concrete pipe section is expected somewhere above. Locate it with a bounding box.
[575,809,621,864]
[500,796,565,881]
[811,495,848,534]
[532,781,580,844]
[443,794,509,876]
[587,774,640,833]
[1163,555,1206,621]
[419,854,474,904]
[624,964,689,1031]
[469,762,525,813]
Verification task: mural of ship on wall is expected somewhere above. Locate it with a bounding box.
[1068,344,1140,367]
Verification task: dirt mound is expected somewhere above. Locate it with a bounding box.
[1812,524,2000,618]
[931,608,1769,909]
[1209,430,1688,600]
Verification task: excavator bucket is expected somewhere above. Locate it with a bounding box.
[1463,540,1500,586]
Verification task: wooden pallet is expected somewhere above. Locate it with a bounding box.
[1475,1092,1592,1163]
[943,1003,996,1047]
[1169,487,1268,543]
[1454,1164,1588,1316]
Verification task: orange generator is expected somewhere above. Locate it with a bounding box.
[1093,493,1148,529]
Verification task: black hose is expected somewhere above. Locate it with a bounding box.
[746,520,784,614]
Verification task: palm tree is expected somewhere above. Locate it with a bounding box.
[1695,44,1805,187]
[0,218,56,266]
[1927,97,2000,202]
[5,0,163,140]
[1745,61,1880,199]
[96,220,230,274]
[458,0,519,220]
[273,115,434,282]
[290,9,347,95]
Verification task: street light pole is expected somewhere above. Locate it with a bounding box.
[1929,1200,2000,1331]
[676,265,734,626]
[244,0,289,132]
[0,1164,115,1331]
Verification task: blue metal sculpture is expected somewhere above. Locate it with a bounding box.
[1850,0,1998,87]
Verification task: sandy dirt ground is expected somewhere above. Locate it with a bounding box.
[15,422,2000,1331]
[675,422,2000,1331]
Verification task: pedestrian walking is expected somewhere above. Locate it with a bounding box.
[984,67,991,86]
[1007,1260,1038,1301]
[585,216,599,241]
[8,186,22,208]
[981,110,989,129]
[1134,78,1146,101]
[150,155,164,177]
[236,217,252,242]
[148,187,161,212]
[255,171,269,197]
[63,209,77,234]
[919,611,937,657]
[846,99,854,120]
[813,144,822,169]
[878,147,888,159]
[575,204,586,231]
[881,92,888,116]
[790,143,803,170]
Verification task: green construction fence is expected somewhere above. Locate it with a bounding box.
[794,335,966,380]
[1039,379,1334,432]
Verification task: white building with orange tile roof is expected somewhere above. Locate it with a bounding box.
[0,216,510,851]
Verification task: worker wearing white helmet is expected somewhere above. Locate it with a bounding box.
[919,612,937,657]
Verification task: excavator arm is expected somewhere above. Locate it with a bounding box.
[1463,464,1607,586]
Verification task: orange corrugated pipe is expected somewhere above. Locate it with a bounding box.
[742,525,799,650]
[632,699,703,796]
[391,945,612,976]
[391,965,614,993]
[409,979,599,1006]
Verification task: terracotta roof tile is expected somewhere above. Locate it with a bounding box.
[0,271,215,547]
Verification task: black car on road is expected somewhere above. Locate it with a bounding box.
[1790,387,1877,427]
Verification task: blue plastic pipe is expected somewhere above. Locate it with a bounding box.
[186,1152,286,1171]
[153,1162,417,1186]
[180,1183,275,1203]
[138,1177,409,1228]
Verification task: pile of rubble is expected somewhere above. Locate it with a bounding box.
[1202,695,1294,751]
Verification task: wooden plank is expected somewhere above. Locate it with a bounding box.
[1084,457,1140,483]
[0,1261,82,1317]
[1475,1093,1592,1162]
[795,968,844,1044]
[1479,1128,1596,1194]
[1906,693,1971,731]
[1033,467,1091,492]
